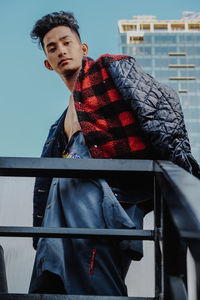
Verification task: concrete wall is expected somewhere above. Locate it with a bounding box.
[0,177,35,293]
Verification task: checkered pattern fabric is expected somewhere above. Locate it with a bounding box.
[73,54,148,159]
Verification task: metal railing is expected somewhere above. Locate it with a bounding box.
[0,157,199,300]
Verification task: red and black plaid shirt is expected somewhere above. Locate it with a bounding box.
[73,54,148,159]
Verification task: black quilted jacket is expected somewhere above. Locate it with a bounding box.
[107,56,200,177]
[33,55,200,249]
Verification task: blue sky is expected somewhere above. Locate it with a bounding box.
[0,0,199,157]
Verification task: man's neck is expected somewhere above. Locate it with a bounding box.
[60,67,81,92]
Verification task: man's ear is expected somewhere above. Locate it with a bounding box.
[81,43,88,56]
[44,60,53,71]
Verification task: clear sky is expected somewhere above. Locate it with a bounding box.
[0,0,199,157]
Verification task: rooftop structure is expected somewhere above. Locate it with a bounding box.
[118,12,200,45]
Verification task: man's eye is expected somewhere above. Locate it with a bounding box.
[49,48,56,53]
[64,41,70,45]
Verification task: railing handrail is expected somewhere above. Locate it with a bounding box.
[0,157,199,232]
[0,157,154,178]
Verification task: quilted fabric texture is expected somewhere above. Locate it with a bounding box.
[107,56,200,178]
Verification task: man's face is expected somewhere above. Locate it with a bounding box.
[43,26,88,76]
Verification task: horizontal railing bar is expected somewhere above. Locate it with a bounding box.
[0,294,155,300]
[0,157,154,178]
[181,230,200,240]
[0,227,154,240]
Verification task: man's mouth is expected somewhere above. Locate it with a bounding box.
[58,59,72,66]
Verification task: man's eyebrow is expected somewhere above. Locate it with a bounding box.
[46,42,56,49]
[46,35,72,49]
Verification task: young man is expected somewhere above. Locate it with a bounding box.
[29,11,200,296]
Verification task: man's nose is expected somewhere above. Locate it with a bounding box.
[58,45,67,57]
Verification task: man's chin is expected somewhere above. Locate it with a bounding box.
[62,68,77,78]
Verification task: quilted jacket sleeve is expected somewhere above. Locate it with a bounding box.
[108,56,200,179]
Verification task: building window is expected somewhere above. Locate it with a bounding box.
[120,34,126,44]
[140,24,151,31]
[194,35,200,43]
[188,24,200,31]
[122,24,137,32]
[129,36,144,43]
[155,46,177,56]
[155,70,171,79]
[171,24,185,31]
[144,35,152,43]
[167,81,179,90]
[154,35,177,44]
[154,58,169,67]
[136,58,152,67]
[154,24,168,30]
[179,35,194,43]
[168,57,178,64]
[179,46,200,55]
[188,95,200,106]
[135,46,152,55]
[190,121,200,133]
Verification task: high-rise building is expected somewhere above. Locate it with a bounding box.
[118,12,200,162]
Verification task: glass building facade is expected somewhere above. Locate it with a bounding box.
[118,13,200,162]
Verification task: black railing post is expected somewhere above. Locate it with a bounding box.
[0,245,8,293]
[187,240,200,299]
[162,203,187,300]
[154,175,162,299]
[195,260,200,300]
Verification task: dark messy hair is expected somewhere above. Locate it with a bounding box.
[30,11,81,50]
